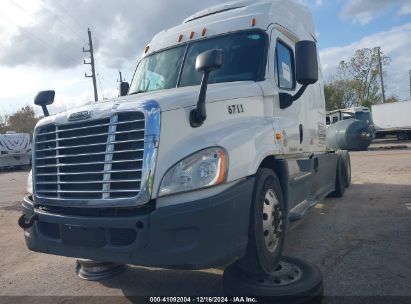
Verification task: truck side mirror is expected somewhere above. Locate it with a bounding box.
[119,82,130,97]
[279,40,318,109]
[34,90,55,117]
[295,40,318,85]
[196,49,223,73]
[190,49,223,128]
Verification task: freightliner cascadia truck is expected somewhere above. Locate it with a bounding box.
[19,0,350,276]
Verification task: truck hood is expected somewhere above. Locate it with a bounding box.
[36,81,262,128]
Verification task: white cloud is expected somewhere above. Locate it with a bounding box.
[0,0,223,69]
[0,63,119,116]
[0,0,228,115]
[293,0,322,7]
[399,3,411,16]
[320,23,411,101]
[341,0,411,25]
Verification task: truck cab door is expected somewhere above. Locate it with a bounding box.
[263,28,304,154]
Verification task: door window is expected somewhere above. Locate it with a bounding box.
[274,41,295,90]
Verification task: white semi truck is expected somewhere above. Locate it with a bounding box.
[372,102,411,140]
[20,0,350,278]
[0,131,32,169]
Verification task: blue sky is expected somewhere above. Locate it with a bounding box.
[0,0,411,116]
[311,0,411,49]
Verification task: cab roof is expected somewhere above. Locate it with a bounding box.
[145,0,315,56]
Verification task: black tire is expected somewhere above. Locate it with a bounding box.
[329,154,345,197]
[224,256,324,304]
[236,168,286,275]
[337,150,351,188]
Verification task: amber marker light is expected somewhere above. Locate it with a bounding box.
[201,28,207,36]
[178,34,183,42]
[215,151,226,185]
[275,132,282,141]
[144,45,150,54]
[189,31,195,39]
[251,18,256,27]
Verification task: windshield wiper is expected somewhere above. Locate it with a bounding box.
[129,90,148,95]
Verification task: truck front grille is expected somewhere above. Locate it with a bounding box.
[34,112,145,200]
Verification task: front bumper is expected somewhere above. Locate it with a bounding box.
[22,178,254,270]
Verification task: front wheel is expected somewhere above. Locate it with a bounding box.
[236,168,286,275]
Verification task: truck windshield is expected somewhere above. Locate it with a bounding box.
[129,30,267,95]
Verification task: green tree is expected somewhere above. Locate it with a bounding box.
[0,113,9,133]
[337,47,390,108]
[7,106,40,134]
[324,78,359,111]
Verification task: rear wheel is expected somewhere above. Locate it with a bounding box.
[337,150,351,188]
[236,169,286,275]
[330,154,346,197]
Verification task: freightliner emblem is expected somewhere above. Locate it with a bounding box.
[68,110,93,121]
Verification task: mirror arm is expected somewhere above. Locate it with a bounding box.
[41,105,50,117]
[190,71,210,128]
[279,84,308,109]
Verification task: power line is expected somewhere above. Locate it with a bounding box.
[35,0,86,45]
[97,73,105,100]
[8,0,84,53]
[50,1,89,33]
[0,13,80,65]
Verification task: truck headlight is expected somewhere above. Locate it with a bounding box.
[26,169,33,195]
[159,147,228,197]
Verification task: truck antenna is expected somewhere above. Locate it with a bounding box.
[409,70,411,102]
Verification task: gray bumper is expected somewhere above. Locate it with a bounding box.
[22,178,254,270]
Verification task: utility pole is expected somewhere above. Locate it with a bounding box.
[409,70,411,102]
[377,47,386,103]
[83,28,98,102]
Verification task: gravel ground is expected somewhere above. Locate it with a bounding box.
[0,139,410,301]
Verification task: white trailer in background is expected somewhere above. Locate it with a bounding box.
[372,102,411,140]
[0,132,32,169]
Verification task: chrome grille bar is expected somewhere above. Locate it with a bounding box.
[36,129,144,144]
[36,159,143,168]
[36,169,142,176]
[36,149,144,160]
[35,139,144,152]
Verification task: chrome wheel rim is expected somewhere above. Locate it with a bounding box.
[76,260,127,281]
[262,188,283,253]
